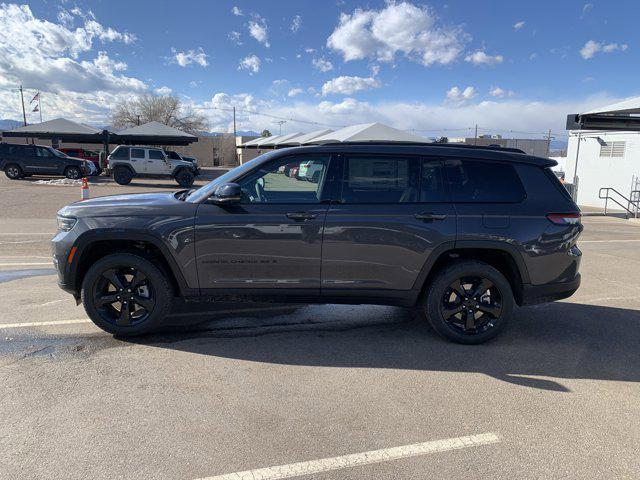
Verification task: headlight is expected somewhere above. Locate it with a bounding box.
[57,216,77,232]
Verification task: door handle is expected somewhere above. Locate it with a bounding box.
[286,212,318,220]
[414,212,447,221]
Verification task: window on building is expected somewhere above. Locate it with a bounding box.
[599,141,626,158]
[445,159,526,203]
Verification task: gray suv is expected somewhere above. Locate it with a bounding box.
[52,143,582,344]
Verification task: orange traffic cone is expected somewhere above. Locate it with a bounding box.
[81,177,90,200]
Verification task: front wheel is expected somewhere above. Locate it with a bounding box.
[81,253,173,336]
[421,260,514,344]
[175,169,194,187]
[113,166,133,185]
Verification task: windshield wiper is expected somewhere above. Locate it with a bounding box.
[177,189,196,201]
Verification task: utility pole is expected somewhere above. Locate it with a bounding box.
[474,124,478,145]
[19,85,28,144]
[38,91,43,123]
[136,115,141,126]
[276,120,286,135]
[546,128,552,157]
[233,106,238,165]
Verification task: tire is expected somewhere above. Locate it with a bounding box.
[113,166,133,185]
[81,253,173,336]
[175,169,195,187]
[420,260,514,344]
[5,164,23,180]
[65,166,82,179]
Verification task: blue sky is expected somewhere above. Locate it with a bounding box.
[0,1,637,138]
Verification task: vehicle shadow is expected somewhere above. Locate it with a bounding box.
[126,301,640,392]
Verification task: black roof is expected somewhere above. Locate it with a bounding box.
[271,143,556,168]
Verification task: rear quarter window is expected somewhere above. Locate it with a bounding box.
[445,159,526,203]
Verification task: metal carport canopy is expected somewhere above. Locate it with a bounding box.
[567,96,640,131]
[1,117,108,143]
[114,121,198,145]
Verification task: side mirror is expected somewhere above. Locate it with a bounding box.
[211,182,242,204]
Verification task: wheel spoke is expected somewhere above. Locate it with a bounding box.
[471,278,493,299]
[464,309,476,330]
[442,304,463,320]
[130,270,147,290]
[95,293,119,308]
[117,303,131,325]
[449,280,467,298]
[103,269,124,291]
[132,295,154,311]
[478,303,501,318]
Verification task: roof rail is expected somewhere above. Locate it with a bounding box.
[314,141,526,154]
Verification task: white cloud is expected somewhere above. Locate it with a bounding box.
[305,47,316,54]
[231,6,243,16]
[291,15,302,33]
[228,31,242,45]
[321,75,381,95]
[191,90,622,139]
[0,4,144,97]
[172,47,209,67]
[312,58,334,72]
[154,86,172,95]
[489,86,515,98]
[238,54,261,74]
[446,86,476,104]
[248,16,270,47]
[464,50,504,66]
[580,40,628,59]
[326,1,466,66]
[288,88,304,97]
[513,21,525,30]
[189,80,202,88]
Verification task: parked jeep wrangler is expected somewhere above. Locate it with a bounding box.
[107,145,198,187]
[53,143,582,344]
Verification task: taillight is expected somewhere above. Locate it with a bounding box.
[547,213,581,225]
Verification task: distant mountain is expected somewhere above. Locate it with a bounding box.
[199,130,260,137]
[0,119,22,131]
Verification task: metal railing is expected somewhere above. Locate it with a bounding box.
[599,187,640,218]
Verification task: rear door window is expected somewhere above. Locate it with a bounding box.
[340,155,420,204]
[420,160,447,202]
[445,159,526,203]
[131,148,145,160]
[111,147,130,160]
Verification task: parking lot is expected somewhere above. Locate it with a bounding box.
[1,173,639,480]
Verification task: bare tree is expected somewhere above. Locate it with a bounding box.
[111,94,208,134]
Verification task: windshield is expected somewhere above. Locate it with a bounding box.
[185,150,280,203]
[51,148,68,158]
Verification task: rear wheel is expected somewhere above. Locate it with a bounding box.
[421,260,514,344]
[175,169,195,187]
[5,164,23,179]
[113,166,133,185]
[81,253,173,336]
[65,166,81,179]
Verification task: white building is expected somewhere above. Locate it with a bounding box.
[565,98,640,210]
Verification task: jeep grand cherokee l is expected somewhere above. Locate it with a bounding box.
[52,143,582,344]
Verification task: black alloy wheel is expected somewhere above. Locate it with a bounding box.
[92,267,155,327]
[65,166,81,179]
[423,260,514,344]
[81,253,173,336]
[441,276,503,335]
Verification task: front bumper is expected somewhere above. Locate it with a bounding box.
[520,273,581,306]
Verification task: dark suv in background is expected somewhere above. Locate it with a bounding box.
[52,143,582,344]
[1,143,93,179]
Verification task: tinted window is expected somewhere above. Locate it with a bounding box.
[148,150,164,160]
[36,147,53,157]
[341,156,420,204]
[420,160,446,202]
[131,148,145,159]
[110,147,129,159]
[445,159,525,203]
[238,155,330,204]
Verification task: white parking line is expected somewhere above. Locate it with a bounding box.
[0,262,53,266]
[196,432,501,480]
[0,319,91,329]
[0,233,54,235]
[580,239,640,243]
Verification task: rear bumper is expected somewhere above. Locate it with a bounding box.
[520,273,581,306]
